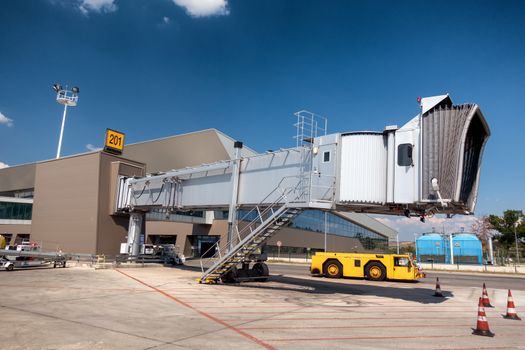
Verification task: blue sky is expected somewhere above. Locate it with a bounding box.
[1,0,524,240]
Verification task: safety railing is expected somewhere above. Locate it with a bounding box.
[198,177,309,275]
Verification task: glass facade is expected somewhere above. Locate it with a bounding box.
[147,208,204,221]
[291,211,388,251]
[0,202,33,220]
[236,209,388,251]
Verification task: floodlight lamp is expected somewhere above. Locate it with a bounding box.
[53,83,62,92]
[72,86,80,94]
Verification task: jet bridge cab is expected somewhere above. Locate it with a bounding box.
[334,94,490,218]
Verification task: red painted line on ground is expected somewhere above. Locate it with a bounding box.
[115,269,276,350]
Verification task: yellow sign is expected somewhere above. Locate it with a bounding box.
[104,129,125,154]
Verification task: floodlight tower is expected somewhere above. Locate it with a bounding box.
[53,84,79,159]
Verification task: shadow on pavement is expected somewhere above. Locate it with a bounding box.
[180,259,453,303]
[226,274,453,304]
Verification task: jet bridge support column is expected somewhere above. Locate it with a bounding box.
[127,212,145,256]
[227,141,243,252]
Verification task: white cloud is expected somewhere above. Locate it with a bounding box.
[0,112,14,127]
[373,214,478,241]
[86,144,102,151]
[172,0,229,17]
[79,0,117,15]
[0,162,9,169]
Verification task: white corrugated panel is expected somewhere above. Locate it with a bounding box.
[339,134,387,204]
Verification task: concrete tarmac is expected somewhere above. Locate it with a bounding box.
[1,266,524,349]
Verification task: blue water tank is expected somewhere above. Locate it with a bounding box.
[416,234,447,263]
[452,234,482,265]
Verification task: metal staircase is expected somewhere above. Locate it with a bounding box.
[199,203,302,283]
[199,183,306,284]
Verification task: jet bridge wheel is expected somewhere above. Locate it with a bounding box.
[221,266,239,284]
[252,262,269,282]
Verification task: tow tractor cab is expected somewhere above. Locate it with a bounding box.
[311,252,425,281]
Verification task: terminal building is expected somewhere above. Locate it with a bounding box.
[0,129,396,257]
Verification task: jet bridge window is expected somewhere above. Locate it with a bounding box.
[397,144,413,166]
[323,151,331,162]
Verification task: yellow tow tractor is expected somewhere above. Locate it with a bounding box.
[311,252,425,281]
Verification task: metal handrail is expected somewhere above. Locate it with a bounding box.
[199,194,287,273]
[199,204,290,277]
[199,176,308,274]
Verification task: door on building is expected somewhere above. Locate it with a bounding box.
[14,234,30,245]
[190,235,220,258]
[200,242,216,258]
[149,235,177,245]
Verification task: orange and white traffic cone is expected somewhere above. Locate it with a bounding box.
[433,277,444,297]
[503,289,521,320]
[472,297,495,337]
[482,283,494,308]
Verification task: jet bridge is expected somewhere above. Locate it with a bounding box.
[115,94,490,283]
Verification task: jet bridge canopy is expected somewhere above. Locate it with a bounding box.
[421,103,490,213]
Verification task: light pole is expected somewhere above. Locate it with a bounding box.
[53,84,79,159]
[514,217,522,265]
[324,211,328,252]
[414,233,419,262]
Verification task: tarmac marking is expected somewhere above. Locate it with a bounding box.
[115,269,277,350]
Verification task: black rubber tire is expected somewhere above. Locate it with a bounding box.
[252,262,269,282]
[365,262,386,281]
[221,266,238,284]
[323,259,343,278]
[6,264,14,271]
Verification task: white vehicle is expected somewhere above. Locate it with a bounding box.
[0,257,15,271]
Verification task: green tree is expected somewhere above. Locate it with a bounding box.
[488,210,525,256]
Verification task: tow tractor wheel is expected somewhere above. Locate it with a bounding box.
[252,262,269,282]
[323,260,343,278]
[7,264,14,271]
[365,262,386,281]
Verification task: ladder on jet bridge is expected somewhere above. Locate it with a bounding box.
[199,188,304,284]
